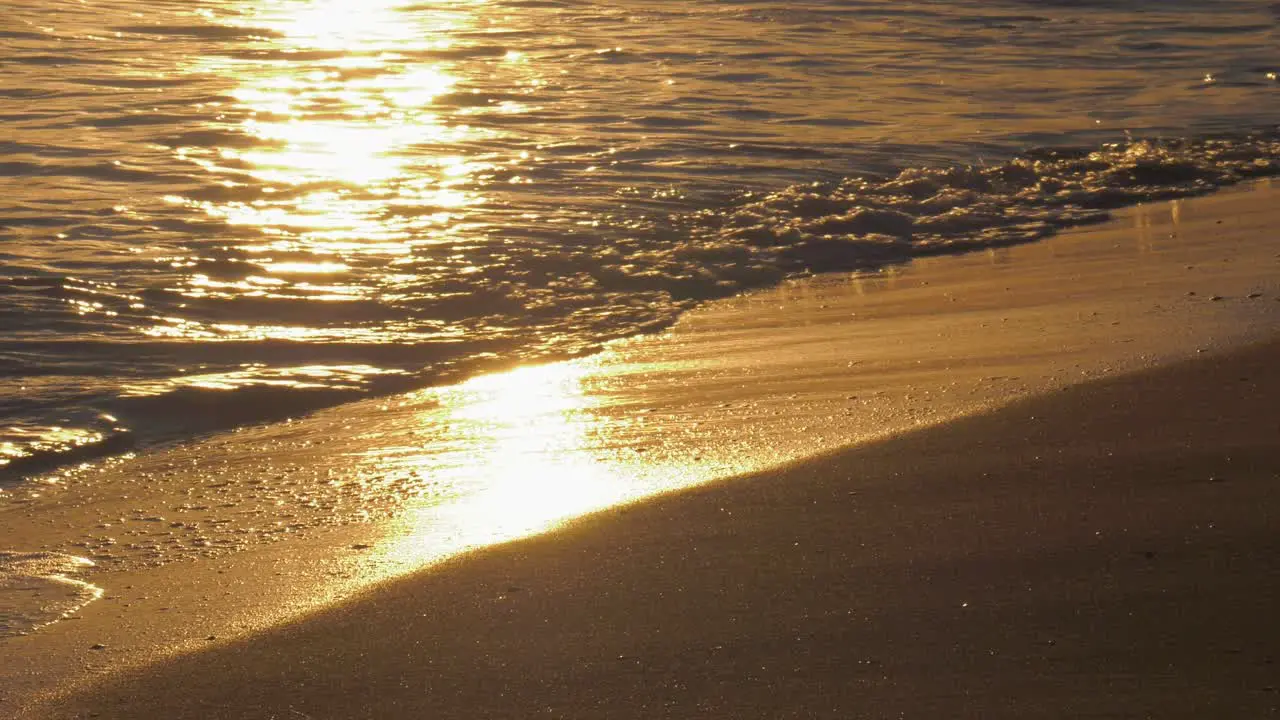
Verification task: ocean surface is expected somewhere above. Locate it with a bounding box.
[3,0,1280,477]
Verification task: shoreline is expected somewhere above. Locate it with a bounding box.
[4,161,1278,489]
[4,180,1280,714]
[34,334,1280,718]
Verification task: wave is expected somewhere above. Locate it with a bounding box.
[4,129,1279,481]
[667,134,1280,288]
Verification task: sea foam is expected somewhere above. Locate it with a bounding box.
[0,552,103,638]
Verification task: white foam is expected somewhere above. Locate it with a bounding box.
[0,552,103,638]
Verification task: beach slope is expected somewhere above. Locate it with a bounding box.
[36,338,1280,719]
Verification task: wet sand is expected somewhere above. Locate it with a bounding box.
[34,341,1280,718]
[6,182,1280,717]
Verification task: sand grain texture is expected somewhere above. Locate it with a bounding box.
[36,340,1280,719]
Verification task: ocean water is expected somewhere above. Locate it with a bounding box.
[3,0,1280,476]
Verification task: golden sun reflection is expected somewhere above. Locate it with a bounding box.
[258,0,469,52]
[260,261,350,275]
[235,117,456,187]
[119,364,405,397]
[162,0,490,342]
[369,360,690,568]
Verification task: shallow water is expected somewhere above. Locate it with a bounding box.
[2,0,1280,471]
[0,552,101,638]
[2,182,1278,678]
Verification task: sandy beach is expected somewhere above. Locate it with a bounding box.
[35,336,1280,719]
[7,2,1280,717]
[5,182,1280,718]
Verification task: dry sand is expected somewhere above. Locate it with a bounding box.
[34,340,1280,718]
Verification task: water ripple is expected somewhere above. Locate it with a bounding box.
[1,0,1278,473]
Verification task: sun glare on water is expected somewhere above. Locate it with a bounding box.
[215,0,479,205]
[153,0,500,351]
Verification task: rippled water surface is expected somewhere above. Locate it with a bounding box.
[2,0,1279,471]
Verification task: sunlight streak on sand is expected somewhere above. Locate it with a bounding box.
[372,360,700,568]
